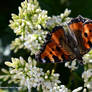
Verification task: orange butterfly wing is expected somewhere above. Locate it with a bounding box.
[82,20,92,49]
[36,26,75,63]
[68,15,89,55]
[35,15,92,63]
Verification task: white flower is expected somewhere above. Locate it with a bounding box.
[24,31,48,54]
[82,69,92,82]
[83,50,92,64]
[10,37,24,53]
[3,57,67,92]
[50,84,69,92]
[72,87,83,92]
[60,9,71,19]
[65,59,78,70]
[9,0,49,54]
[83,88,87,92]
[86,82,92,92]
[82,69,92,91]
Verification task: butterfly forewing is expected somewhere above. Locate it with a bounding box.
[36,26,75,63]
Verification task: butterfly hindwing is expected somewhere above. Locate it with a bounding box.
[68,15,89,56]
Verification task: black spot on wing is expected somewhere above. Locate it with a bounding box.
[50,51,52,54]
[56,46,61,52]
[52,48,55,51]
[44,56,51,63]
[53,55,60,62]
[84,33,88,37]
[90,30,92,32]
[88,41,92,48]
[62,54,66,61]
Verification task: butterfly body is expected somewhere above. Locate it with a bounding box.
[35,15,92,63]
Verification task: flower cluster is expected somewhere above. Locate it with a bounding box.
[9,0,48,36]
[65,59,78,70]
[10,37,24,53]
[0,57,70,92]
[83,50,92,64]
[49,85,69,92]
[9,0,71,55]
[10,0,49,54]
[82,50,92,92]
[82,69,92,91]
[46,9,71,29]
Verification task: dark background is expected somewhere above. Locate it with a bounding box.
[0,0,92,91]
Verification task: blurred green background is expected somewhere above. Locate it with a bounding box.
[0,0,92,91]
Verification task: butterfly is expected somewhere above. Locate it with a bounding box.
[35,15,92,63]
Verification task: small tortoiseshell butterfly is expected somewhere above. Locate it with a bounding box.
[35,15,92,63]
